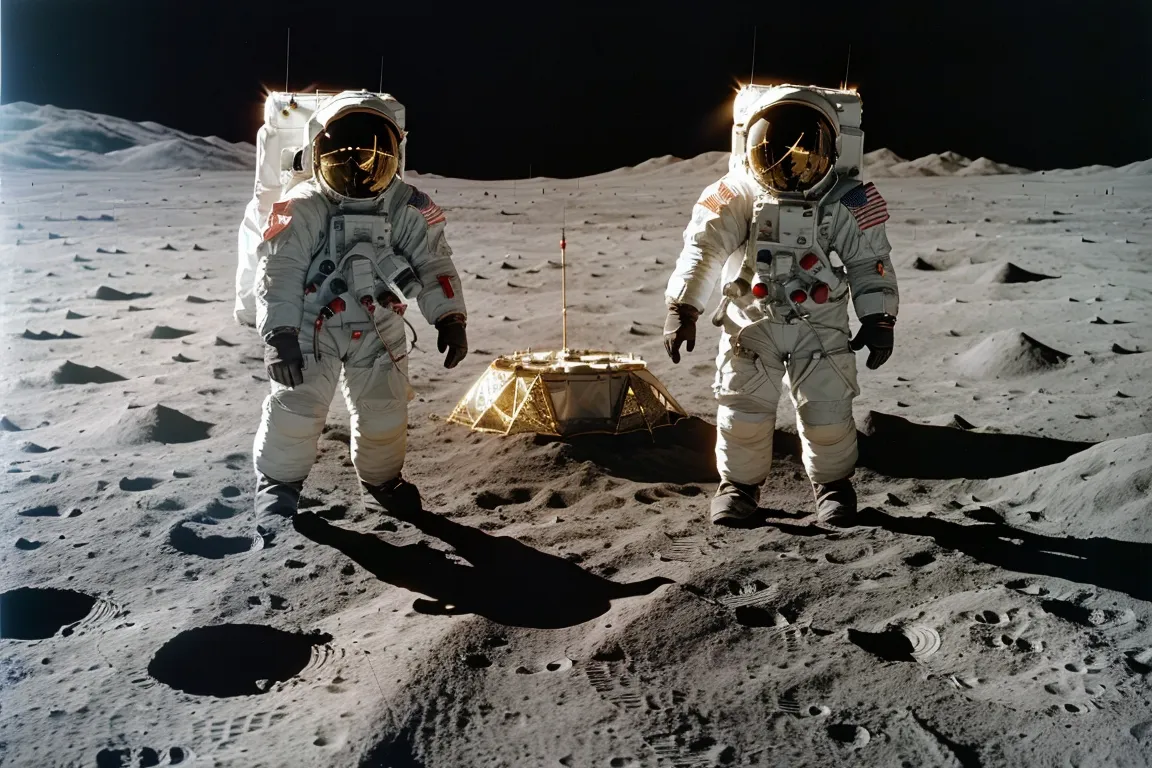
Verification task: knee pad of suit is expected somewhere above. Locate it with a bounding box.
[715,406,774,486]
[797,398,854,428]
[717,406,775,441]
[353,404,407,446]
[262,392,328,440]
[350,404,408,485]
[799,420,858,484]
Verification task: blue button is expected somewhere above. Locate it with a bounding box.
[757,249,772,263]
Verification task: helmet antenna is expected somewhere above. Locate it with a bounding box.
[749,25,758,85]
[378,56,384,93]
[842,44,852,90]
[284,28,291,93]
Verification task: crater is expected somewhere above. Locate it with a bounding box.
[147,624,332,697]
[169,522,263,559]
[0,587,97,640]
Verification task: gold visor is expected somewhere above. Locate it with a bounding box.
[746,102,835,194]
[314,111,400,199]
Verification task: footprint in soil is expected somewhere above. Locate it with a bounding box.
[634,484,703,504]
[190,710,286,752]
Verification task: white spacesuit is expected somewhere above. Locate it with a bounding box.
[235,92,410,327]
[252,90,467,525]
[664,84,899,527]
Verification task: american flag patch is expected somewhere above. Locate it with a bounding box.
[841,182,889,230]
[408,189,445,227]
[261,200,293,241]
[699,181,736,214]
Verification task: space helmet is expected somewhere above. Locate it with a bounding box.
[312,106,402,202]
[745,100,837,195]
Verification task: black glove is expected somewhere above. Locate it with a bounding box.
[435,313,468,369]
[850,314,896,370]
[663,303,699,364]
[264,328,304,387]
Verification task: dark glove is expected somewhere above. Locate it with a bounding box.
[264,328,304,387]
[435,313,468,369]
[663,303,699,364]
[850,314,896,370]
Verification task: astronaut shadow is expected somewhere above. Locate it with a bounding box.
[292,507,674,629]
[854,411,1095,480]
[538,415,720,484]
[858,507,1152,602]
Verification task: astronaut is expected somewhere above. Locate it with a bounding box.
[253,90,468,527]
[663,84,898,527]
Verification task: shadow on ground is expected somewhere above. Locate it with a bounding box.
[538,415,720,484]
[860,507,1152,601]
[854,411,1094,479]
[294,504,673,629]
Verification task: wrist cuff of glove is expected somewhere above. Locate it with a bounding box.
[667,303,700,322]
[863,313,896,327]
[264,326,300,343]
[435,312,467,329]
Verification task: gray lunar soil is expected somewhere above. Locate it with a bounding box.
[1,144,1152,767]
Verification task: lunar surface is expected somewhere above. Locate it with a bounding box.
[2,105,1151,767]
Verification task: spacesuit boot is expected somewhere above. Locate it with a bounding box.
[362,476,422,518]
[813,475,857,528]
[710,480,761,526]
[254,474,305,543]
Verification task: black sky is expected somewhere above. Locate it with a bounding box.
[3,0,1150,179]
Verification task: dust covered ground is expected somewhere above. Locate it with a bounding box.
[1,160,1151,767]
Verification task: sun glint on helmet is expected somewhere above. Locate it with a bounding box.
[313,109,401,200]
[746,101,837,195]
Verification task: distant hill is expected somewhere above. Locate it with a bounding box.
[0,102,255,171]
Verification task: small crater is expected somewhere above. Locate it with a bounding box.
[0,587,98,639]
[475,488,533,510]
[825,544,873,565]
[847,627,915,662]
[904,552,936,568]
[544,490,569,509]
[170,522,262,560]
[1041,598,1100,626]
[120,477,161,492]
[592,647,627,663]
[463,653,492,669]
[148,624,332,697]
[828,723,871,748]
[18,505,60,517]
[634,484,703,504]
